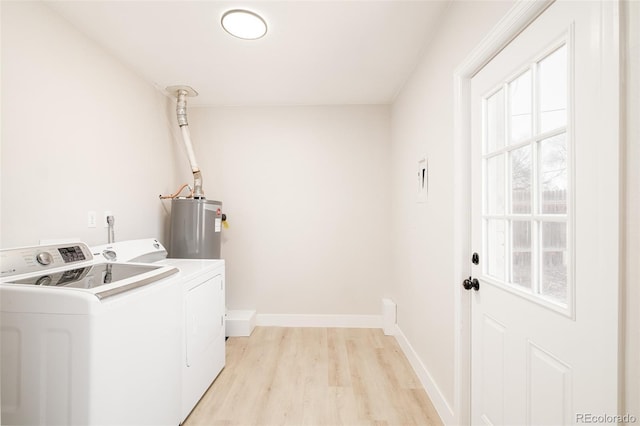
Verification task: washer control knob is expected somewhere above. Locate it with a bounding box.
[36,252,53,266]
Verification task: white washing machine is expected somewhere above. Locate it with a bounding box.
[92,239,226,423]
[0,242,182,426]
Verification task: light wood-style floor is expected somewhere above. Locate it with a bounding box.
[183,327,443,426]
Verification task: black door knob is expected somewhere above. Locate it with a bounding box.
[463,276,480,291]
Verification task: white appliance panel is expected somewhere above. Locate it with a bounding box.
[155,257,226,422]
[186,274,223,367]
[1,242,182,426]
[1,312,91,425]
[89,277,181,425]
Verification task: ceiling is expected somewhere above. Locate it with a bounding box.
[46,1,449,106]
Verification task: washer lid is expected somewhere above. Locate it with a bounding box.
[9,263,162,289]
[4,263,179,300]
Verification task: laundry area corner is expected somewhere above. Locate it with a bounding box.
[0,72,230,425]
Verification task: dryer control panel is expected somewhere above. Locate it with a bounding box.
[0,242,93,278]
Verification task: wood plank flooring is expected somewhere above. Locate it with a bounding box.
[183,327,443,426]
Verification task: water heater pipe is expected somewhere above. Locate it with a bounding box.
[168,85,204,199]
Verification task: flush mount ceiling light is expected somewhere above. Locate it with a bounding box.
[221,9,267,40]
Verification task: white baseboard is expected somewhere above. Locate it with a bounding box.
[393,325,455,426]
[256,313,382,328]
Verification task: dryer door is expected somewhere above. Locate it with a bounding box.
[185,274,223,367]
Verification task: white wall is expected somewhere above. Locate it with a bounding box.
[0,1,180,248]
[186,106,390,316]
[389,0,514,418]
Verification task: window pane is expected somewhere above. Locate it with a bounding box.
[511,220,532,290]
[486,155,505,215]
[509,70,532,143]
[540,133,568,214]
[486,219,506,280]
[486,89,505,153]
[539,45,567,133]
[541,222,567,303]
[511,146,532,214]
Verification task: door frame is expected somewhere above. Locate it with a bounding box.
[451,0,621,424]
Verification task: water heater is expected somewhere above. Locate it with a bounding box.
[169,199,222,259]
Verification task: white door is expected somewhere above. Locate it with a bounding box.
[469,1,620,424]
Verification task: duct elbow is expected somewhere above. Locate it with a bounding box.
[193,170,204,199]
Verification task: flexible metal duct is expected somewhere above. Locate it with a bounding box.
[167,85,204,199]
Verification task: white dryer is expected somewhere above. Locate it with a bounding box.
[92,239,226,423]
[0,242,182,426]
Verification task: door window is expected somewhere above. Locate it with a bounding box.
[482,40,572,311]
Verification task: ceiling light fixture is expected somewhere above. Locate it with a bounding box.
[221,9,267,40]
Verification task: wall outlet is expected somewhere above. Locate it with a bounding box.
[88,211,97,228]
